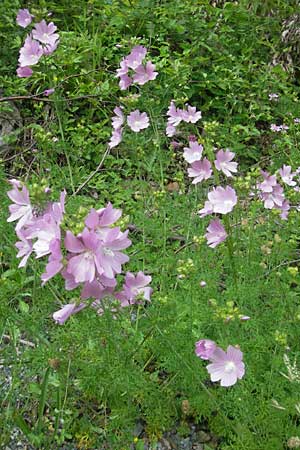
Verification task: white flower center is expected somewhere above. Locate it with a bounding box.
[103,247,114,256]
[224,361,236,373]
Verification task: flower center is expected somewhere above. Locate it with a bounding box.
[224,361,236,373]
[103,247,114,256]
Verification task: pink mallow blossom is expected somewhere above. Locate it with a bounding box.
[109,106,124,148]
[17,66,33,78]
[15,230,33,268]
[125,45,147,70]
[64,228,102,284]
[181,105,202,124]
[127,110,149,132]
[7,180,33,230]
[195,339,216,360]
[53,303,87,325]
[16,9,33,28]
[206,345,245,387]
[112,106,124,130]
[198,201,214,218]
[167,101,183,127]
[32,20,59,46]
[214,149,238,177]
[18,35,43,67]
[133,61,158,85]
[278,165,296,187]
[85,203,122,233]
[42,40,59,55]
[278,199,290,220]
[188,158,212,184]
[117,271,152,307]
[119,74,132,90]
[109,128,123,148]
[205,219,227,248]
[183,141,203,164]
[41,239,63,284]
[207,186,237,215]
[258,171,278,193]
[261,184,285,209]
[97,227,131,279]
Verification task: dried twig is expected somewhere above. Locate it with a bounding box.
[73,146,110,195]
[2,334,36,348]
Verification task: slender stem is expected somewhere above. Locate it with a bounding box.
[36,367,51,434]
[223,215,237,285]
[54,100,75,194]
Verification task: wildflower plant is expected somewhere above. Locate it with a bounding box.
[2,2,300,449]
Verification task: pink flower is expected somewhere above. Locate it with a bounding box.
[27,213,61,258]
[65,228,102,283]
[16,9,33,28]
[258,171,277,193]
[268,93,279,101]
[117,271,152,307]
[109,127,123,148]
[7,180,33,230]
[183,141,203,164]
[43,88,55,96]
[214,150,238,177]
[15,230,33,268]
[32,20,59,46]
[188,158,212,184]
[167,101,183,127]
[270,124,288,133]
[278,199,290,220]
[81,277,116,299]
[205,219,227,248]
[198,201,214,218]
[278,165,296,186]
[195,339,216,360]
[18,35,43,67]
[208,186,237,215]
[119,74,132,90]
[261,184,285,209]
[206,345,245,387]
[97,228,131,279]
[85,203,122,232]
[53,303,86,325]
[16,66,33,78]
[181,105,202,124]
[41,239,63,284]
[116,59,129,77]
[125,45,147,70]
[42,40,59,55]
[112,106,124,130]
[166,123,177,137]
[133,61,158,85]
[127,110,149,132]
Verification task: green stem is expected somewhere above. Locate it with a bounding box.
[36,367,51,435]
[54,100,75,194]
[223,215,237,286]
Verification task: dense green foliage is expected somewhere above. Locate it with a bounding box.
[1,1,300,449]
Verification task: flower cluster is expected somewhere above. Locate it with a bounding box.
[116,45,158,90]
[108,106,149,149]
[7,180,152,323]
[184,144,238,185]
[165,103,238,249]
[270,124,289,133]
[108,46,156,148]
[257,165,299,220]
[166,101,202,137]
[195,339,245,387]
[16,9,59,78]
